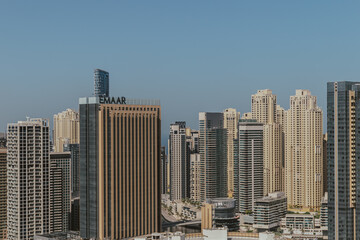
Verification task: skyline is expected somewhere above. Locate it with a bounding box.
[1,1,360,146]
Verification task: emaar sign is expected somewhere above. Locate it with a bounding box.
[99,96,126,104]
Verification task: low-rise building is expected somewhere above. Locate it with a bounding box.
[281,214,315,229]
[253,192,287,231]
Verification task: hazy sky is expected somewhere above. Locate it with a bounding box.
[1,1,360,146]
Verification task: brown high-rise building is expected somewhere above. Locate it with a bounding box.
[0,148,6,240]
[79,96,161,240]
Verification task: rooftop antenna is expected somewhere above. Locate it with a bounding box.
[26,116,30,121]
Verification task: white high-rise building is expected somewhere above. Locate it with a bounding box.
[7,118,50,240]
[285,90,323,211]
[169,122,188,200]
[223,108,240,196]
[53,109,79,152]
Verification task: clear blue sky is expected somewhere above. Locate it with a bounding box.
[1,1,360,146]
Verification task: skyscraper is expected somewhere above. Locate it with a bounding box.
[190,153,201,202]
[0,148,6,240]
[327,81,360,239]
[7,118,50,240]
[160,146,167,195]
[94,69,109,97]
[285,90,323,211]
[223,108,240,196]
[79,96,161,240]
[237,120,263,213]
[169,122,189,200]
[199,112,227,202]
[53,109,80,152]
[251,90,284,196]
[50,152,71,232]
[63,143,80,198]
[251,89,277,124]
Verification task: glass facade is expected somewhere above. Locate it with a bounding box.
[94,69,109,97]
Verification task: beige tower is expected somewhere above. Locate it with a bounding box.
[285,90,323,211]
[53,109,80,152]
[223,108,240,196]
[251,90,284,195]
[251,89,276,124]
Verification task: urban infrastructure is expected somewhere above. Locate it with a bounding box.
[285,90,323,211]
[79,96,161,239]
[161,146,168,194]
[7,118,51,240]
[199,112,227,201]
[253,192,287,231]
[190,153,201,202]
[94,69,109,97]
[327,81,360,240]
[53,109,79,152]
[237,119,263,213]
[0,148,6,240]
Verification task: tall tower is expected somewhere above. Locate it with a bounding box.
[169,122,189,200]
[199,112,227,202]
[79,96,161,240]
[49,152,71,232]
[53,109,80,152]
[94,69,109,97]
[327,82,360,240]
[251,90,283,195]
[251,89,277,124]
[223,108,240,196]
[7,118,50,240]
[285,90,323,211]
[0,148,6,240]
[237,120,264,213]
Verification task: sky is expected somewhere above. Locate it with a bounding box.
[1,1,360,147]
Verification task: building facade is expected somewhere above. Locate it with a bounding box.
[199,112,227,202]
[190,153,201,202]
[7,118,50,240]
[0,148,6,240]
[327,82,360,239]
[251,90,284,196]
[253,192,287,231]
[285,90,323,211]
[237,120,263,213]
[94,69,109,97]
[161,146,167,194]
[79,97,161,240]
[53,109,79,152]
[169,122,189,200]
[223,108,240,196]
[50,152,71,232]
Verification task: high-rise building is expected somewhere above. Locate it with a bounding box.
[327,81,360,239]
[323,134,328,193]
[50,152,71,232]
[0,148,6,240]
[241,112,252,120]
[251,90,284,196]
[53,109,80,152]
[237,120,263,213]
[199,112,227,202]
[263,123,283,195]
[63,144,80,198]
[160,146,167,195]
[251,89,277,124]
[190,153,201,202]
[79,96,161,240]
[94,69,109,97]
[7,118,50,240]
[0,133,6,148]
[186,128,199,153]
[320,192,328,235]
[285,90,323,212]
[223,108,240,196]
[169,122,189,200]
